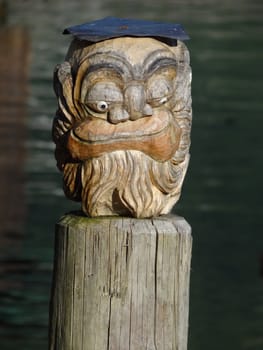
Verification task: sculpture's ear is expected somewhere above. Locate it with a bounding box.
[54,62,72,100]
[168,41,192,164]
[169,41,192,113]
[53,61,81,125]
[52,63,83,191]
[52,61,85,147]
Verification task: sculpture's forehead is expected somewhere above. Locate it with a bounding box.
[86,37,174,65]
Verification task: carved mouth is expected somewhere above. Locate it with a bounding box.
[67,110,181,162]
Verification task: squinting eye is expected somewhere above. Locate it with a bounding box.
[147,95,171,108]
[96,101,108,112]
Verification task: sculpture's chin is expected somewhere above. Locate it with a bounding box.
[67,110,181,162]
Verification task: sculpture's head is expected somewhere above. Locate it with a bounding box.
[53,36,192,218]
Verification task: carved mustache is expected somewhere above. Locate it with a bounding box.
[67,109,182,162]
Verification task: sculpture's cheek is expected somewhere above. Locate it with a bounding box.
[67,109,181,162]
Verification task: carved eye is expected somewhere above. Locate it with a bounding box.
[160,97,168,104]
[147,77,173,107]
[96,101,108,112]
[147,95,171,108]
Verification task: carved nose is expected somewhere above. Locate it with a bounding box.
[108,105,129,124]
[124,84,153,120]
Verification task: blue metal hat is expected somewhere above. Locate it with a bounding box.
[63,17,189,43]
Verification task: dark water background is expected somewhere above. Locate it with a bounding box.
[0,0,262,349]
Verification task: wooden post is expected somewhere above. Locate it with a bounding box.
[49,213,192,350]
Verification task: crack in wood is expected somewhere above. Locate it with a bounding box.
[49,215,192,350]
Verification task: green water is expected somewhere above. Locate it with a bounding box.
[0,0,262,349]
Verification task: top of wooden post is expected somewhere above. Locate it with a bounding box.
[52,18,192,218]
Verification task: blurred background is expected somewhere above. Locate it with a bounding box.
[0,0,262,349]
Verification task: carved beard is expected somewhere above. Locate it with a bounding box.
[64,150,189,218]
[54,38,192,218]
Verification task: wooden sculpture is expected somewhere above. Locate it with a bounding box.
[52,34,192,218]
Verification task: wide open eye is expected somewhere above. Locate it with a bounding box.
[96,101,108,112]
[83,100,109,115]
[159,96,168,104]
[84,81,123,114]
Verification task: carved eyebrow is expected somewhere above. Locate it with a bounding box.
[85,52,133,78]
[146,57,177,75]
[87,62,124,76]
[143,50,177,75]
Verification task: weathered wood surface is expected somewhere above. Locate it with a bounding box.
[49,213,192,350]
[52,37,192,218]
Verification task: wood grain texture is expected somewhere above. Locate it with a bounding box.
[49,213,192,350]
[52,37,192,218]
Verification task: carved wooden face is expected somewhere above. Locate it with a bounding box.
[53,37,192,217]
